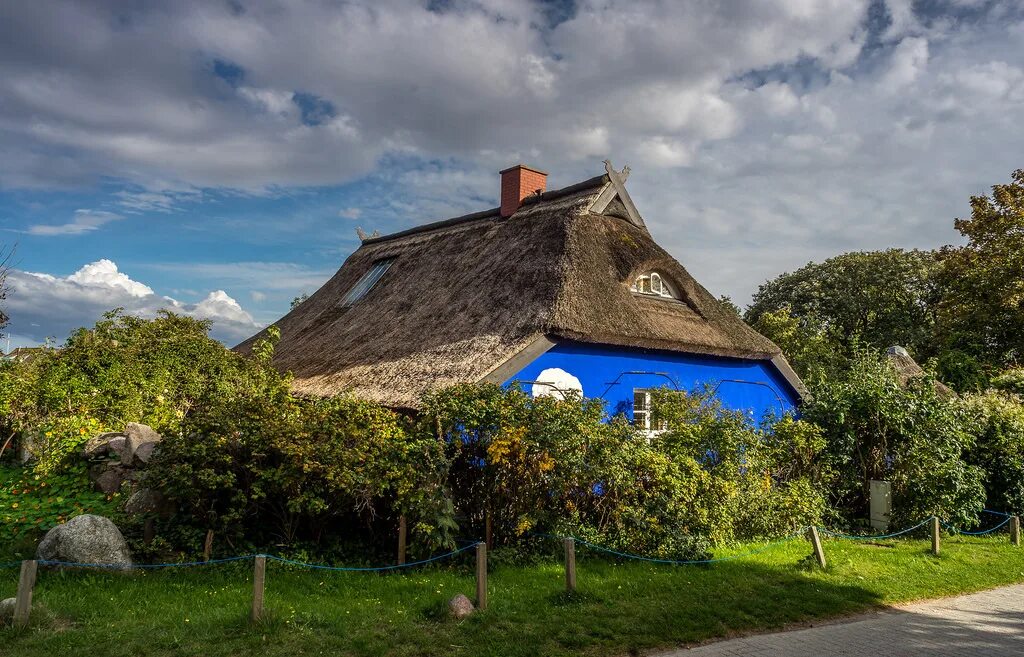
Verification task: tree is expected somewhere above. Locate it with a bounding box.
[745,249,942,359]
[937,169,1024,368]
[0,245,11,332]
[747,307,845,383]
[290,293,309,310]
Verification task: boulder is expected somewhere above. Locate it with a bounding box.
[133,440,160,464]
[37,514,133,569]
[447,593,475,619]
[124,423,162,466]
[82,432,127,459]
[106,436,127,459]
[93,465,131,495]
[0,597,15,624]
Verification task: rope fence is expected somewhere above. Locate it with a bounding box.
[2,512,1020,628]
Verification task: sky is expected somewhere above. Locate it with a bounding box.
[1,0,1022,348]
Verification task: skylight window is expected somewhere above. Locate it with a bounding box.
[631,272,676,299]
[343,258,393,306]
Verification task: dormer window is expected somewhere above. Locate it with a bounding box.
[631,271,676,299]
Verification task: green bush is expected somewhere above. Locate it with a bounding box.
[651,389,829,542]
[802,350,985,528]
[961,391,1024,514]
[147,390,453,555]
[1,309,279,474]
[0,463,119,545]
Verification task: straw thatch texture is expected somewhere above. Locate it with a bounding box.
[236,173,798,408]
[886,346,954,398]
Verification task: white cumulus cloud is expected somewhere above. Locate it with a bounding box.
[4,260,260,345]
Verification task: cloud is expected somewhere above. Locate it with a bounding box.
[338,207,362,220]
[25,209,123,236]
[0,1,1023,308]
[4,260,260,344]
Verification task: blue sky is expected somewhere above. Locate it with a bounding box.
[2,0,1023,348]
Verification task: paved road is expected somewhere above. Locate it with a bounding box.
[660,584,1024,656]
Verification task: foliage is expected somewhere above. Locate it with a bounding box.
[937,169,1024,368]
[0,463,119,545]
[422,384,825,559]
[801,350,985,527]
[990,368,1024,396]
[651,389,829,542]
[1,310,282,473]
[148,385,453,553]
[960,391,1024,514]
[746,307,845,383]
[745,249,942,358]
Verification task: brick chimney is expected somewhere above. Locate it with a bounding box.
[499,164,547,218]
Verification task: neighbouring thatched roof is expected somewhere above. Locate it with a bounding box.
[886,346,954,398]
[236,166,804,408]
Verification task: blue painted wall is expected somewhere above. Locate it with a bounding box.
[503,341,800,425]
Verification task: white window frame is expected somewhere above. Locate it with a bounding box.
[632,388,668,435]
[631,271,675,299]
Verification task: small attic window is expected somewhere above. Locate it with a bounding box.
[343,258,393,306]
[631,272,676,299]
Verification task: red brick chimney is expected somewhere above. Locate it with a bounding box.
[499,164,547,218]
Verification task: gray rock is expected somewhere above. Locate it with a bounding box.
[0,597,15,623]
[82,432,127,459]
[37,514,133,569]
[124,423,162,466]
[93,465,130,494]
[106,436,127,459]
[123,488,166,515]
[133,440,160,464]
[447,593,475,619]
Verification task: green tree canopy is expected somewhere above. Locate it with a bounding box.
[745,249,941,358]
[937,169,1024,368]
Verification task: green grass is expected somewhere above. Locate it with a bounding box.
[2,535,1022,657]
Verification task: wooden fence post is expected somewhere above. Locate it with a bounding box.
[807,527,826,569]
[930,517,941,556]
[564,538,576,593]
[13,559,37,628]
[475,542,487,611]
[397,516,407,566]
[251,555,266,622]
[203,529,215,562]
[1011,516,1020,547]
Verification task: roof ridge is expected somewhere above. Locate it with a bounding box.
[361,173,609,246]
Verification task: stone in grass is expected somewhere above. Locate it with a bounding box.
[37,514,133,569]
[0,597,15,624]
[448,593,475,619]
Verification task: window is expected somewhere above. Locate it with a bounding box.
[632,389,667,432]
[342,258,393,306]
[631,271,675,299]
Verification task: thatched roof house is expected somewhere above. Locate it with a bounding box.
[238,162,803,422]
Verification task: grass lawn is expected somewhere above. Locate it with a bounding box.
[1,534,1022,656]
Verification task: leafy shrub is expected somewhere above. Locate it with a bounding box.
[990,368,1024,396]
[147,391,453,554]
[961,391,1024,514]
[2,310,278,472]
[651,389,829,542]
[0,463,119,545]
[802,350,985,528]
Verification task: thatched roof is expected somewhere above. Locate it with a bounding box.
[885,346,954,398]
[236,165,804,408]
